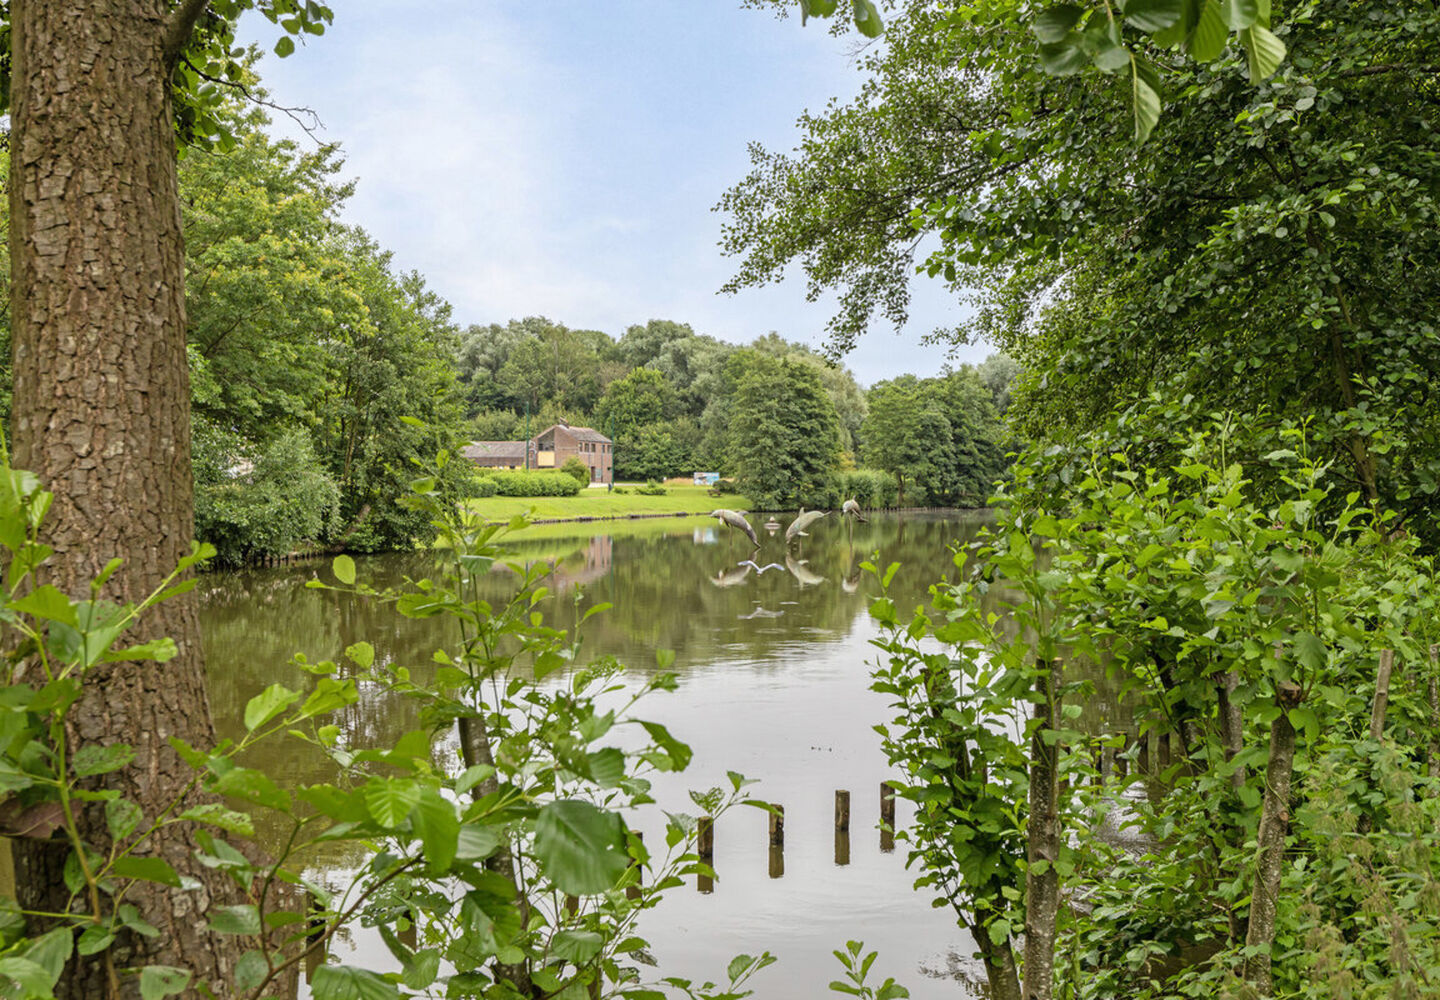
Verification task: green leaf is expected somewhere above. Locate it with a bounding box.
[139,965,191,1000]
[208,904,262,935]
[1221,0,1258,29]
[244,683,301,731]
[1038,38,1088,77]
[12,585,78,626]
[72,742,135,777]
[346,641,375,669]
[111,855,182,887]
[1293,632,1327,672]
[455,823,503,861]
[1123,0,1183,33]
[21,927,72,985]
[274,35,296,58]
[179,803,256,837]
[1187,0,1228,59]
[411,786,459,872]
[1130,59,1161,142]
[533,800,630,895]
[364,778,420,828]
[1240,23,1285,82]
[76,925,115,956]
[310,965,402,1000]
[213,766,293,813]
[234,950,268,991]
[551,929,604,963]
[1032,5,1084,44]
[332,554,356,586]
[106,797,144,841]
[851,0,883,38]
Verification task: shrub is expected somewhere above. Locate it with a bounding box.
[560,456,591,485]
[612,486,630,494]
[637,480,667,496]
[471,475,498,498]
[840,468,897,509]
[195,427,340,566]
[486,470,584,497]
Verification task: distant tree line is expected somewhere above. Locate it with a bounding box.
[0,101,1017,567]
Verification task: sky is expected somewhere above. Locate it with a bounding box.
[238,2,989,386]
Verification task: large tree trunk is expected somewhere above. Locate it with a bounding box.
[8,3,247,996]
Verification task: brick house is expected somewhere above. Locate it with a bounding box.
[463,423,613,484]
[533,424,612,484]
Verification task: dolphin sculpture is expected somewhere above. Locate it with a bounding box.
[785,508,828,544]
[841,498,868,523]
[710,508,759,548]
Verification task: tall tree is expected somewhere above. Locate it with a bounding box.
[4,3,330,995]
[726,351,842,508]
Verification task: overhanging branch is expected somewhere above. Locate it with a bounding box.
[163,0,213,66]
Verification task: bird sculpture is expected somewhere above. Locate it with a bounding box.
[739,559,786,575]
[841,498,868,523]
[785,508,828,544]
[709,508,759,548]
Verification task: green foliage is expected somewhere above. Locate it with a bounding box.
[839,469,896,509]
[194,425,340,566]
[828,941,908,999]
[725,352,843,509]
[560,456,592,485]
[485,470,585,497]
[637,481,667,496]
[469,476,498,498]
[0,451,766,998]
[868,420,1440,999]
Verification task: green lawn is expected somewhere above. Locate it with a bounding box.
[466,484,753,522]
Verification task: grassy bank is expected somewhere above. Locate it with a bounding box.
[466,484,752,522]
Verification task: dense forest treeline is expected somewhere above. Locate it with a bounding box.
[0,102,1016,567]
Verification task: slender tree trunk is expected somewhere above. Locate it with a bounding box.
[1023,658,1063,1000]
[1427,645,1438,782]
[458,714,534,996]
[1243,682,1302,995]
[973,925,1023,1000]
[1218,671,1246,790]
[8,4,251,997]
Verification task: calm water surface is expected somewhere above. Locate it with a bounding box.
[199,510,996,998]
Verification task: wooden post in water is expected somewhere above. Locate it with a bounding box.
[697,816,714,894]
[834,790,850,832]
[768,805,785,847]
[834,829,850,867]
[880,782,896,853]
[305,895,325,983]
[768,843,785,879]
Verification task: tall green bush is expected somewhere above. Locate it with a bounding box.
[194,425,339,566]
[486,470,584,497]
[840,469,896,508]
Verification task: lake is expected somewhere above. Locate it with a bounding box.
[199,510,996,999]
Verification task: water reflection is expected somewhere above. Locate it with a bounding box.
[199,510,995,998]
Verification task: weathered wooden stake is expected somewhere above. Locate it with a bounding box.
[698,815,714,861]
[834,789,850,832]
[768,804,785,848]
[880,782,896,853]
[1370,648,1395,739]
[305,895,325,983]
[768,843,785,879]
[834,829,850,867]
[697,817,714,893]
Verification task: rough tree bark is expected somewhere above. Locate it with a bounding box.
[1022,657,1063,1000]
[1243,682,1302,996]
[8,2,250,997]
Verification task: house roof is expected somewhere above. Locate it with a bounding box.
[536,424,611,444]
[463,441,529,461]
